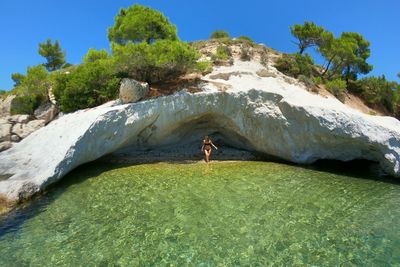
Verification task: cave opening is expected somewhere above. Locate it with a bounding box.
[103,113,388,180]
[109,112,268,162]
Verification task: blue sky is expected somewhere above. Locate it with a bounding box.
[0,0,399,90]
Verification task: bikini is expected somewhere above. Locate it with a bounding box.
[204,141,212,151]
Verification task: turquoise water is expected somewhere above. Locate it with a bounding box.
[0,161,399,266]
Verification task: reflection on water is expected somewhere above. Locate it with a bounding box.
[0,161,399,265]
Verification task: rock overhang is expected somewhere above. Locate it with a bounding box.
[1,63,400,202]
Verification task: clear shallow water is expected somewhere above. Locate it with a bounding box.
[0,161,399,266]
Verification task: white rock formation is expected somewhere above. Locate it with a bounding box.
[0,114,46,151]
[1,60,400,202]
[0,103,58,152]
[0,95,15,116]
[0,120,12,142]
[34,102,59,124]
[119,78,149,104]
[11,120,46,139]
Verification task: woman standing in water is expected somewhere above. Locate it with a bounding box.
[201,135,218,163]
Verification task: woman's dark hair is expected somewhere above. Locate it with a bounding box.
[204,135,209,141]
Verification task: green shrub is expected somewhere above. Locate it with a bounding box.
[275,53,315,78]
[14,65,50,97]
[83,48,111,63]
[325,79,347,102]
[53,59,120,113]
[113,40,199,83]
[352,76,399,112]
[210,30,230,39]
[8,65,50,112]
[237,36,254,44]
[211,45,231,64]
[10,94,44,115]
[195,61,213,74]
[312,76,323,85]
[108,4,178,44]
[61,63,74,69]
[0,90,6,95]
[298,75,317,91]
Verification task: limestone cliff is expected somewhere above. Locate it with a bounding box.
[0,59,400,202]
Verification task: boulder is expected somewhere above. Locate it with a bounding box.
[11,120,46,139]
[256,69,277,78]
[0,95,15,117]
[10,135,20,142]
[8,114,32,124]
[119,78,149,104]
[34,102,59,124]
[0,122,11,142]
[0,141,12,152]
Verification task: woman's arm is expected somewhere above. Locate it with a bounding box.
[211,142,218,150]
[201,140,204,151]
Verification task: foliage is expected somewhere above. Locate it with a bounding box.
[195,60,213,74]
[0,90,6,95]
[237,36,254,44]
[325,79,347,102]
[53,59,120,113]
[211,45,231,64]
[351,76,399,112]
[290,21,333,54]
[320,32,372,81]
[210,30,230,39]
[312,76,323,85]
[13,65,50,97]
[299,76,317,94]
[38,39,66,71]
[62,63,73,69]
[10,94,44,115]
[11,73,25,86]
[112,40,199,83]
[108,5,177,45]
[275,53,315,78]
[83,49,110,63]
[8,65,50,114]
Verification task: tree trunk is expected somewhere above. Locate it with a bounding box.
[321,55,335,77]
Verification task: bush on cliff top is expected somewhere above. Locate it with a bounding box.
[349,76,400,113]
[237,36,255,45]
[10,94,44,115]
[112,40,199,83]
[108,5,178,44]
[53,59,120,113]
[325,79,347,102]
[210,30,230,39]
[83,48,111,63]
[211,45,232,65]
[275,53,315,78]
[9,65,50,114]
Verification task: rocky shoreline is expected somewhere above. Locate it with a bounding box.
[0,95,58,152]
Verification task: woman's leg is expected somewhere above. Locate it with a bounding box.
[204,149,211,163]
